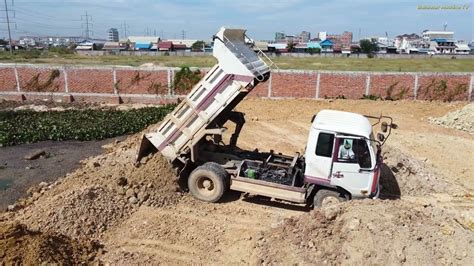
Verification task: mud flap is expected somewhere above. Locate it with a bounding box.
[135,134,158,164]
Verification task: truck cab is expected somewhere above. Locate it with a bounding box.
[304,110,381,200]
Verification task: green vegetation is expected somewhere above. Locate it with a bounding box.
[0,52,473,72]
[173,66,202,94]
[307,48,321,55]
[359,39,378,56]
[191,41,206,52]
[419,79,468,102]
[0,106,175,146]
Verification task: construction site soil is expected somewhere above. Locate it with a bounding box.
[1,99,473,264]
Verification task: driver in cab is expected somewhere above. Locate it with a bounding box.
[339,140,355,160]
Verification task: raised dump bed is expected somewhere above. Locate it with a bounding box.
[136,27,273,164]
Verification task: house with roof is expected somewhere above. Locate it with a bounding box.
[268,43,288,53]
[75,40,96,51]
[320,39,333,53]
[103,41,128,52]
[252,41,269,52]
[158,41,173,51]
[127,36,159,51]
[166,39,198,51]
[455,43,470,54]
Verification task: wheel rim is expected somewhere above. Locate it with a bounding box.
[196,176,215,196]
[321,196,340,207]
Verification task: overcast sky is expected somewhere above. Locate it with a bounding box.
[1,0,472,41]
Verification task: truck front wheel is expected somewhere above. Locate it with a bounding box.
[188,163,227,203]
[313,189,347,208]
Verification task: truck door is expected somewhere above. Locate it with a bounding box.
[330,136,375,197]
[304,131,335,183]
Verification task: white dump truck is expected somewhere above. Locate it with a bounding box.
[136,27,396,207]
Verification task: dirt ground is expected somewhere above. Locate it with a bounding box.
[1,99,473,264]
[0,138,123,210]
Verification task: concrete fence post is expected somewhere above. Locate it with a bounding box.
[469,74,473,102]
[365,74,371,96]
[63,67,69,93]
[14,66,20,92]
[315,72,321,99]
[267,72,272,98]
[413,74,419,99]
[167,68,173,95]
[112,68,118,95]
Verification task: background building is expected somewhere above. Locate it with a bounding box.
[327,31,353,49]
[297,31,311,43]
[422,30,454,42]
[275,32,286,42]
[107,28,119,42]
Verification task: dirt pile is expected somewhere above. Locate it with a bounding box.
[380,145,465,197]
[429,103,474,133]
[255,199,474,265]
[0,222,100,264]
[3,129,183,240]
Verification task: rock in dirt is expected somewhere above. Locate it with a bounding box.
[24,149,46,160]
[4,129,183,241]
[255,200,474,265]
[0,222,100,264]
[380,145,464,197]
[429,103,474,133]
[128,196,139,204]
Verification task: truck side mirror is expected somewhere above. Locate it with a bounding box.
[391,123,398,129]
[381,122,388,133]
[377,133,385,142]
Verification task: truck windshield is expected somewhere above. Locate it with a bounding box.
[337,138,372,168]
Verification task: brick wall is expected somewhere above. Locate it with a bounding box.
[0,64,472,103]
[67,69,114,93]
[319,73,366,99]
[116,70,169,95]
[271,72,317,98]
[0,68,17,92]
[17,67,65,93]
[417,74,470,101]
[370,74,415,100]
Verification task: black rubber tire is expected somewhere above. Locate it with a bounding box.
[204,162,230,190]
[313,189,347,208]
[188,163,227,203]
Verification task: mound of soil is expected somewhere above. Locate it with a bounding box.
[0,222,100,264]
[255,200,474,265]
[380,145,464,197]
[429,103,474,133]
[3,128,183,240]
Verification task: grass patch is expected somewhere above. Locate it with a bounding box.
[0,106,175,146]
[0,52,473,72]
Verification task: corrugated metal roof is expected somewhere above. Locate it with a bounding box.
[312,110,372,139]
[320,39,333,46]
[307,42,321,49]
[158,41,173,49]
[166,39,198,48]
[135,43,152,49]
[128,36,159,43]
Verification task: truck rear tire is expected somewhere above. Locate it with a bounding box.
[313,189,347,208]
[188,163,227,203]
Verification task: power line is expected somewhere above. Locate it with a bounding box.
[2,0,14,54]
[81,10,92,39]
[120,20,129,38]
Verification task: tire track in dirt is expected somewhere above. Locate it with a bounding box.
[101,195,304,264]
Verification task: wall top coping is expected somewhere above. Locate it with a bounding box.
[0,63,472,76]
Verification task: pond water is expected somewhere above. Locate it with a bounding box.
[0,178,12,190]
